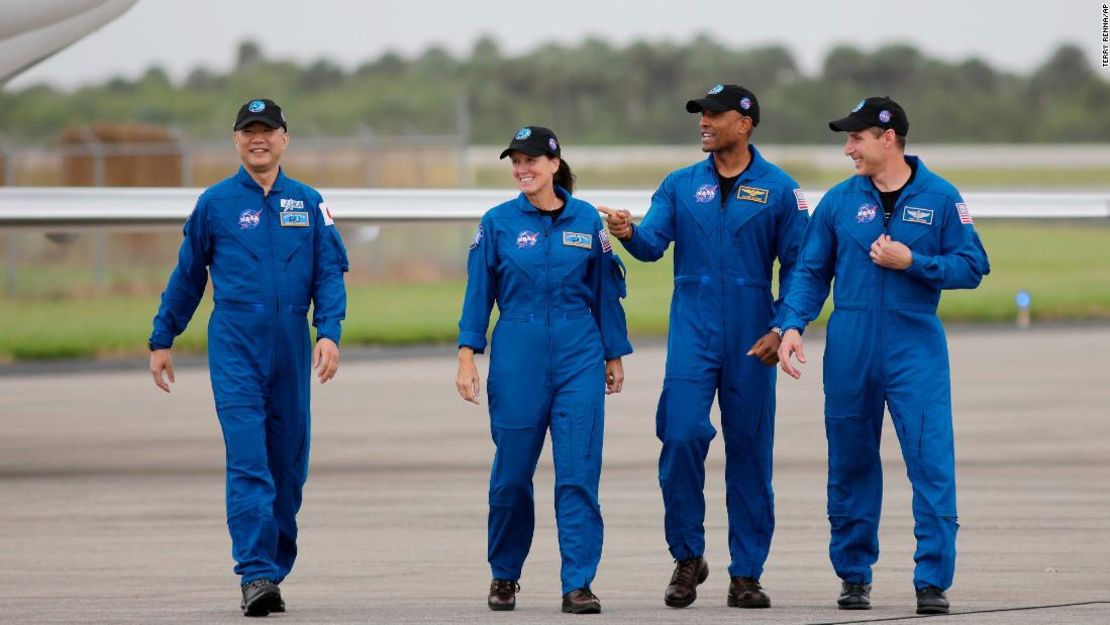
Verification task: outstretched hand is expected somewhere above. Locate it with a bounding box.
[597,206,634,241]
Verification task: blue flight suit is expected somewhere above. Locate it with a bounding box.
[619,146,809,579]
[779,156,989,591]
[458,188,633,594]
[150,166,348,584]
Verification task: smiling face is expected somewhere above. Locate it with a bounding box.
[698,109,751,153]
[509,151,559,195]
[843,128,895,176]
[234,122,288,174]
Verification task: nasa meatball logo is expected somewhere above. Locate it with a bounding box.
[548,137,558,152]
[856,204,878,224]
[248,100,266,113]
[739,97,752,110]
[238,209,262,229]
[515,127,532,140]
[516,230,539,248]
[694,184,718,203]
[878,109,892,124]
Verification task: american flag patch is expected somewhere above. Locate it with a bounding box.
[956,202,974,224]
[599,228,612,253]
[793,189,809,211]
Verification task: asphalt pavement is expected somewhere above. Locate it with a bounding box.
[1,324,1107,624]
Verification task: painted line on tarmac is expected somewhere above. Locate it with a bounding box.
[808,600,1110,624]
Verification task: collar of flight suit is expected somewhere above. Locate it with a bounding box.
[513,184,575,217]
[235,165,288,196]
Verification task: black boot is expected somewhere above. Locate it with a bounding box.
[240,579,280,617]
[916,586,949,614]
[837,581,872,610]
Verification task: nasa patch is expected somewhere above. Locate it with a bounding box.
[470,223,484,250]
[248,100,265,113]
[694,184,718,203]
[238,208,262,230]
[708,84,724,95]
[516,230,539,248]
[879,109,892,124]
[856,204,878,224]
[515,127,532,140]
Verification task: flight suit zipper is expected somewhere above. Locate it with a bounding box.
[265,191,279,381]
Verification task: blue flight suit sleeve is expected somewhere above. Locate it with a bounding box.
[312,197,349,344]
[591,221,633,361]
[903,194,991,290]
[458,216,498,353]
[621,174,677,262]
[770,185,811,330]
[149,198,212,349]
[779,193,837,334]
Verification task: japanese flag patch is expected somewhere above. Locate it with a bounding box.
[319,202,335,226]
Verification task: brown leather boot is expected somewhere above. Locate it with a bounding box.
[727,576,771,608]
[561,587,601,614]
[488,579,519,611]
[664,556,709,608]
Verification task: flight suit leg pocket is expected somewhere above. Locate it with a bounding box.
[553,403,601,482]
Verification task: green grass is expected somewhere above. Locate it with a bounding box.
[1,222,1108,361]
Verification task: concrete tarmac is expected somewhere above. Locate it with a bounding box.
[1,325,1108,624]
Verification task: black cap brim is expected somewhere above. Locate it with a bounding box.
[234,116,284,131]
[686,98,731,114]
[499,144,550,159]
[828,116,871,132]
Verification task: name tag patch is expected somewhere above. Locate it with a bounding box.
[902,206,934,225]
[280,211,310,227]
[563,231,593,249]
[737,186,769,204]
[279,198,305,210]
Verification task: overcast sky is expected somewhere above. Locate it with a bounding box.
[7,0,1105,90]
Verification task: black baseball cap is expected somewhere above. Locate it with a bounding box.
[234,98,287,131]
[686,84,760,126]
[499,126,561,159]
[829,96,909,136]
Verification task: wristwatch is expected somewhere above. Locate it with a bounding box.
[770,327,784,337]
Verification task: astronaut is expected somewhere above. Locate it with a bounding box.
[149,98,348,617]
[777,96,990,615]
[456,126,632,615]
[601,84,809,609]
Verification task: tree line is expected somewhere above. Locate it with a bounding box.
[1,36,1106,144]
